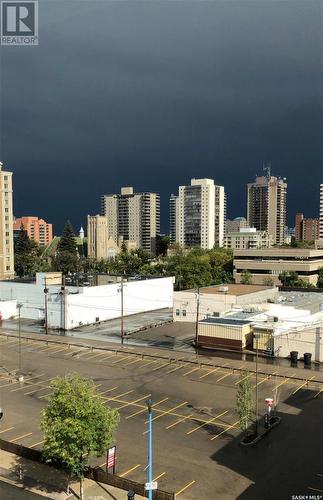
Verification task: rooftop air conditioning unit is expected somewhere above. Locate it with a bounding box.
[219,286,229,293]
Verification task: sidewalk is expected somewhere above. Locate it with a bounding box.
[0,449,146,499]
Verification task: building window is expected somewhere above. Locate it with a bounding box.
[175,309,180,316]
[182,309,187,317]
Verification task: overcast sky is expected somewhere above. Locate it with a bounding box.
[0,0,322,234]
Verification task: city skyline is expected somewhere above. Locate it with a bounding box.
[0,0,322,233]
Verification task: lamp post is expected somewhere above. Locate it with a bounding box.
[44,278,49,334]
[17,303,23,374]
[146,398,153,500]
[195,287,200,349]
[254,333,260,436]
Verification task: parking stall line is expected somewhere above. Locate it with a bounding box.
[37,344,63,353]
[126,397,169,420]
[112,355,134,365]
[99,353,117,362]
[12,377,53,393]
[199,365,228,380]
[83,351,108,361]
[138,359,160,369]
[166,413,194,430]
[235,372,253,385]
[176,480,196,497]
[210,420,239,441]
[166,365,184,375]
[183,366,200,377]
[187,410,229,435]
[75,349,92,358]
[123,357,142,367]
[0,426,15,434]
[30,440,45,449]
[146,401,188,424]
[48,346,70,355]
[308,487,323,494]
[0,373,45,388]
[98,387,119,397]
[104,390,134,403]
[119,464,141,478]
[10,432,33,443]
[314,386,323,398]
[292,376,315,395]
[151,361,171,372]
[153,472,166,481]
[38,393,52,399]
[252,372,277,389]
[217,365,245,383]
[116,393,151,411]
[24,382,53,396]
[275,374,296,390]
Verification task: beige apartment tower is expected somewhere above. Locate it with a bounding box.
[247,173,287,245]
[101,187,160,255]
[174,178,226,250]
[320,184,323,239]
[0,162,14,279]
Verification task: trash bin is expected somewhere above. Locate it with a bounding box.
[304,352,312,366]
[290,351,298,364]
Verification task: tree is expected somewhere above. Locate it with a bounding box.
[14,224,39,277]
[262,276,275,287]
[317,267,323,288]
[54,221,79,274]
[41,374,119,499]
[240,269,252,285]
[236,371,254,433]
[156,234,170,257]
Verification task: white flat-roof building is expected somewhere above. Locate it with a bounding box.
[0,273,174,330]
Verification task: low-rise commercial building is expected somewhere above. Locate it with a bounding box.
[0,273,174,330]
[224,227,273,250]
[173,284,278,322]
[234,248,323,286]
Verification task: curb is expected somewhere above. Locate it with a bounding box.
[240,417,282,447]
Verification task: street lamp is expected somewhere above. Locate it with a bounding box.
[44,278,49,334]
[17,303,23,375]
[254,333,261,436]
[146,398,153,500]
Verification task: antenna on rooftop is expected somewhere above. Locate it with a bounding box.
[263,161,271,180]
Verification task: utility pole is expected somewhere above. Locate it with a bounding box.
[61,276,68,331]
[44,277,49,334]
[195,287,200,349]
[120,278,124,345]
[17,303,22,374]
[147,398,153,500]
[254,333,259,436]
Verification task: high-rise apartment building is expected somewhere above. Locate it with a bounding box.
[295,213,319,242]
[101,187,160,255]
[0,162,14,280]
[13,216,53,246]
[320,184,323,239]
[172,178,225,249]
[169,194,179,244]
[247,174,287,245]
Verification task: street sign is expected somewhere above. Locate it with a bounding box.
[145,481,158,491]
[106,445,116,472]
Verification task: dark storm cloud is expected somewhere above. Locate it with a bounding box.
[0,0,322,234]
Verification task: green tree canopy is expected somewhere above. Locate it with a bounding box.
[55,221,79,274]
[14,224,39,277]
[41,373,119,498]
[240,269,252,285]
[236,371,254,433]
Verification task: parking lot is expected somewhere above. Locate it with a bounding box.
[0,333,323,499]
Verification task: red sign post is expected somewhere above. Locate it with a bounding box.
[106,445,117,474]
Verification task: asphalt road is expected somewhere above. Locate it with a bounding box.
[0,334,322,499]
